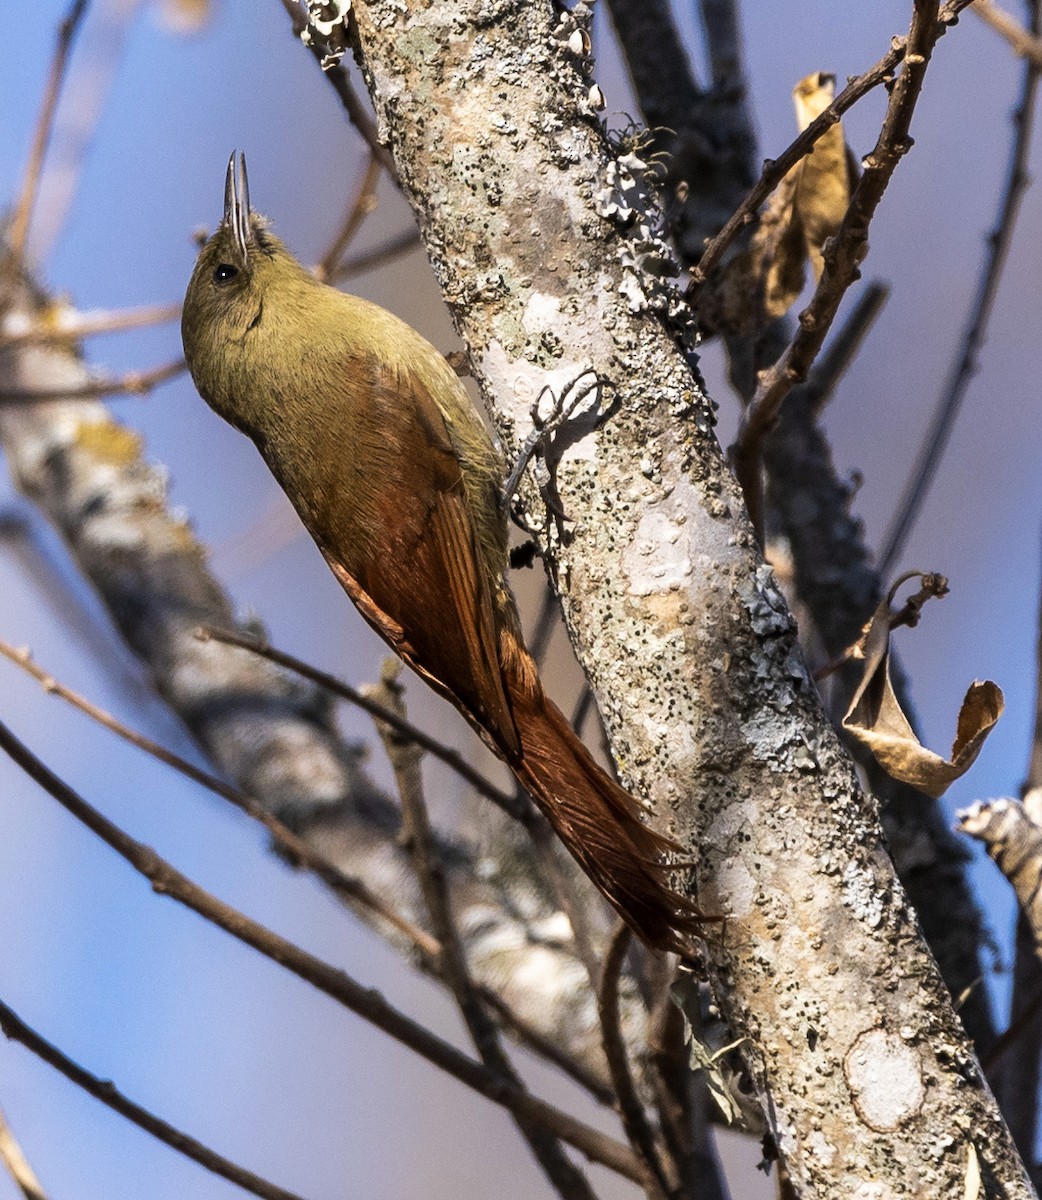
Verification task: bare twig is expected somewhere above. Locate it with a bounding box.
[0,1106,49,1200]
[691,0,974,288]
[2,630,612,1098]
[370,664,598,1200]
[973,0,1042,64]
[316,152,383,282]
[598,923,673,1200]
[196,625,528,822]
[330,228,421,281]
[0,637,440,958]
[0,998,308,1200]
[479,989,615,1105]
[571,684,594,737]
[7,0,90,268]
[527,813,606,979]
[878,0,1042,574]
[0,358,184,404]
[732,0,948,537]
[0,302,182,349]
[0,718,641,1181]
[528,583,563,668]
[802,281,889,416]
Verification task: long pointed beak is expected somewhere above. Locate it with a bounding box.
[223,151,252,261]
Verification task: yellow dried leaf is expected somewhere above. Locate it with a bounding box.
[698,71,853,336]
[761,170,806,321]
[791,73,851,280]
[842,589,1003,798]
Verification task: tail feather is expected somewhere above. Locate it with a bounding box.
[504,656,702,954]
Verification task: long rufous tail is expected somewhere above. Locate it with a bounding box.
[500,635,701,954]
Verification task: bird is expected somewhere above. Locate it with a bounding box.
[181,152,699,953]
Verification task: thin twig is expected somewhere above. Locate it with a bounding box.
[732,0,949,538]
[0,358,184,404]
[526,812,606,981]
[0,1106,49,1200]
[196,626,528,822]
[0,998,308,1200]
[0,637,440,958]
[4,627,608,1100]
[571,684,594,737]
[802,281,889,416]
[0,643,607,1104]
[0,718,641,1182]
[370,664,597,1199]
[277,0,398,180]
[330,228,421,281]
[316,152,383,282]
[598,923,673,1200]
[6,0,90,268]
[479,989,616,1105]
[0,302,182,349]
[878,0,1042,575]
[973,0,1042,64]
[691,0,973,289]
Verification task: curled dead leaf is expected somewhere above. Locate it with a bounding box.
[842,579,1003,798]
[791,73,852,282]
[699,71,853,336]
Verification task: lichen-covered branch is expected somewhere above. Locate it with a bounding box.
[345,0,1030,1192]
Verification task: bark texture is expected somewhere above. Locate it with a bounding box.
[347,0,1031,1193]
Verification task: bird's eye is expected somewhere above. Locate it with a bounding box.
[214,263,239,283]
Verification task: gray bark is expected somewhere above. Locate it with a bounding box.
[346,0,1031,1193]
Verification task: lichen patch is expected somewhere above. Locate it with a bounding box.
[844,1028,924,1132]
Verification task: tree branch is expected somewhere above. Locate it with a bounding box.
[0,716,644,1183]
[973,0,1042,64]
[691,0,975,287]
[369,663,599,1199]
[6,0,89,269]
[0,1105,49,1200]
[343,0,1030,1189]
[197,625,528,821]
[732,0,949,536]
[598,924,673,1199]
[0,996,310,1200]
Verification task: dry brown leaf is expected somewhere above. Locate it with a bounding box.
[699,71,853,336]
[842,587,1003,798]
[791,73,851,281]
[760,169,806,321]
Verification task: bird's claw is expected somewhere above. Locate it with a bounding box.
[502,370,606,524]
